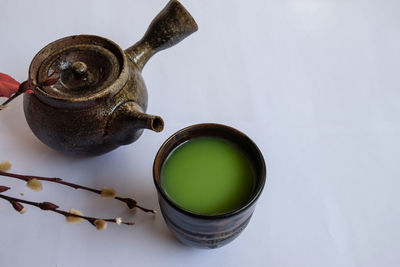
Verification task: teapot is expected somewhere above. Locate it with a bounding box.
[23,0,197,156]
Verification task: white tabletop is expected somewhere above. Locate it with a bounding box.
[0,1,399,266]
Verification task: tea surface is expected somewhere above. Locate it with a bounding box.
[161,137,256,215]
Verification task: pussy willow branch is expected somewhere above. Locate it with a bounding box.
[0,171,155,213]
[0,193,134,226]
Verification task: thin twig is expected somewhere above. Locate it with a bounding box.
[1,92,21,106]
[1,75,59,108]
[0,193,134,226]
[0,170,156,213]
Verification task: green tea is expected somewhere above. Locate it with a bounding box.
[161,137,256,215]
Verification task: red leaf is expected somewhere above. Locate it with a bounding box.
[40,76,59,86]
[0,73,20,98]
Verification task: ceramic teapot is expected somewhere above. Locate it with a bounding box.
[23,0,197,156]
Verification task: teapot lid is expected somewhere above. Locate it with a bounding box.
[30,35,127,104]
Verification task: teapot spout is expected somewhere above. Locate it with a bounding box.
[125,0,198,70]
[134,112,164,133]
[106,102,164,146]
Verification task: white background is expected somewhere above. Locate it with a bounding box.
[0,0,399,266]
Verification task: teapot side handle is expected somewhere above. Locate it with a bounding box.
[125,0,198,70]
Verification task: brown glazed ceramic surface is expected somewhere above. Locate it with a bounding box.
[23,0,197,156]
[153,124,266,249]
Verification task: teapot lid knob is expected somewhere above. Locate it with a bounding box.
[71,61,88,76]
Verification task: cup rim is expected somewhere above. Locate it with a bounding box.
[153,123,266,219]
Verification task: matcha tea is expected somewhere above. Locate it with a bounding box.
[161,137,256,215]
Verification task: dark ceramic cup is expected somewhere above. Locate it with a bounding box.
[153,123,266,249]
